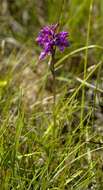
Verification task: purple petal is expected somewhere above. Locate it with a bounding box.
[39,51,46,60]
[59,46,65,52]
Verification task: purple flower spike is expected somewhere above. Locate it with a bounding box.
[36,24,70,60]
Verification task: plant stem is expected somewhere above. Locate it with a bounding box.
[52,60,56,131]
[49,52,56,136]
[80,0,96,188]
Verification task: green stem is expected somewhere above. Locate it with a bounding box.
[52,62,56,131]
[49,52,56,137]
[80,0,93,130]
[80,0,96,188]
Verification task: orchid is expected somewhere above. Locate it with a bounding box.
[36,24,69,60]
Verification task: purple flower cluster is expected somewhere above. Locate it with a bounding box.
[36,24,69,60]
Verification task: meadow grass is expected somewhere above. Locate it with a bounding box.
[0,0,103,189]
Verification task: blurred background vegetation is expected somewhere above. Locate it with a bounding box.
[0,0,103,189]
[0,0,103,106]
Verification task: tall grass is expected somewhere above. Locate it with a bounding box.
[0,0,103,189]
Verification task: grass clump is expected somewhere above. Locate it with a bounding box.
[0,0,103,189]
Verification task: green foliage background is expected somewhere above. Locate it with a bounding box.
[0,0,103,189]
